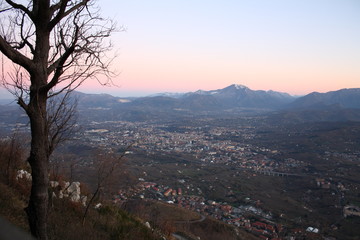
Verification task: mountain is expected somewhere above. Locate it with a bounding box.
[0,99,16,105]
[131,85,360,122]
[268,88,360,123]
[70,91,121,108]
[2,85,360,123]
[288,88,360,110]
[132,84,296,112]
[48,86,360,122]
[185,84,295,109]
[59,84,297,122]
[148,92,185,98]
[268,108,360,124]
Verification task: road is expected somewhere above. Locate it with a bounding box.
[174,214,206,224]
[172,233,192,240]
[172,214,206,240]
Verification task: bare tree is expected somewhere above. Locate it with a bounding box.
[0,132,25,185]
[0,1,116,239]
[82,148,129,225]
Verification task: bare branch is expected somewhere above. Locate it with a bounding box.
[1,62,30,112]
[82,147,131,225]
[0,6,12,13]
[48,0,70,29]
[0,36,34,72]
[47,91,78,154]
[17,96,28,111]
[48,0,89,31]
[4,0,32,18]
[45,24,79,90]
[49,0,67,14]
[19,12,35,53]
[45,8,118,96]
[0,1,118,238]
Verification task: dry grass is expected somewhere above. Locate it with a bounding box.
[122,199,259,240]
[0,183,160,240]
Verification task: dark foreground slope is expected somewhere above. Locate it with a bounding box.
[122,199,259,240]
[0,182,159,240]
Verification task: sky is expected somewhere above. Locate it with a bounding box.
[1,0,360,98]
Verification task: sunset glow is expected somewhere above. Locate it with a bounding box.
[2,0,360,98]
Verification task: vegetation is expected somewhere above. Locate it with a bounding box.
[0,137,160,240]
[123,199,259,240]
[0,0,116,238]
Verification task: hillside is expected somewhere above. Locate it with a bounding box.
[0,182,160,240]
[0,178,258,240]
[0,137,259,240]
[122,199,259,240]
[288,88,360,109]
[0,137,160,240]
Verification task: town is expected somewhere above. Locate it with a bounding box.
[68,118,360,239]
[1,113,360,239]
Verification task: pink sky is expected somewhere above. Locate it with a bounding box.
[75,0,360,97]
[78,44,359,96]
[1,0,360,98]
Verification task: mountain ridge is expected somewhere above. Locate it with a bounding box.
[288,88,360,110]
[72,84,360,122]
[127,85,360,111]
[2,84,360,122]
[134,84,296,111]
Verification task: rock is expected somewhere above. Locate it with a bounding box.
[50,181,59,188]
[144,222,151,229]
[16,170,32,181]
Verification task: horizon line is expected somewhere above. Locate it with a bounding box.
[1,84,359,100]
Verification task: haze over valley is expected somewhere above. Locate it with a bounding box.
[1,84,360,239]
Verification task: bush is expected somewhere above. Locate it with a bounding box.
[0,136,26,186]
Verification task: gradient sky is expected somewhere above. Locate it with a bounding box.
[1,0,360,98]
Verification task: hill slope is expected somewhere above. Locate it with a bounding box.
[288,88,360,109]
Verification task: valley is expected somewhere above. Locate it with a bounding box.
[54,115,360,240]
[1,85,360,239]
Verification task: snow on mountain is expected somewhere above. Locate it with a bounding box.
[233,84,248,90]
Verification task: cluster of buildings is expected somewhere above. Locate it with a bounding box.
[78,120,339,239]
[315,178,347,191]
[80,120,307,175]
[112,180,289,240]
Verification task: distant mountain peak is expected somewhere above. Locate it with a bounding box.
[194,90,206,94]
[231,84,248,90]
[148,92,185,98]
[289,88,360,110]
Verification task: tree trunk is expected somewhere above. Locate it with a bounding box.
[25,91,50,240]
[24,4,52,237]
[0,1,114,238]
